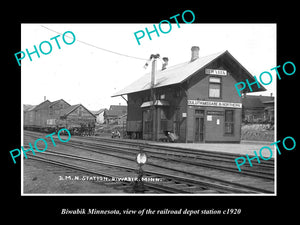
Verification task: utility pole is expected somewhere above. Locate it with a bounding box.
[150,54,159,141]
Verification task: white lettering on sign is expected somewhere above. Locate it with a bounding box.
[188,100,242,108]
[205,69,227,76]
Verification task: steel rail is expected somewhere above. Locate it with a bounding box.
[28,150,272,194]
[86,135,275,160]
[66,139,274,179]
[24,130,274,166]
[27,155,190,194]
[80,135,275,166]
[24,131,274,180]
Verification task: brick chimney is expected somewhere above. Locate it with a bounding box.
[162,57,169,70]
[191,46,199,62]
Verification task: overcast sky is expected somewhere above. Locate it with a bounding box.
[21,23,276,110]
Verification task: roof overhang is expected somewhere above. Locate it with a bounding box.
[140,100,170,108]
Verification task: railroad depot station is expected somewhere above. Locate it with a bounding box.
[113,46,266,143]
[22,46,275,195]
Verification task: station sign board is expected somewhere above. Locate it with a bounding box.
[205,69,227,76]
[188,100,242,108]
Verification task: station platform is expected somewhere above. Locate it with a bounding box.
[95,135,276,159]
[150,140,276,159]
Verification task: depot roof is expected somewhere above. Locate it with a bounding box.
[112,50,266,97]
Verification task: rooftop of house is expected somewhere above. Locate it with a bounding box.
[59,104,96,118]
[105,105,127,117]
[242,95,274,109]
[91,108,107,115]
[23,99,96,118]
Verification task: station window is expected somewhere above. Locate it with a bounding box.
[225,110,234,134]
[209,77,221,98]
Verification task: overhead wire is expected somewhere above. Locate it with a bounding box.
[41,25,148,61]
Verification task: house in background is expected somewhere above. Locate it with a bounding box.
[57,104,96,128]
[23,104,37,125]
[24,100,53,127]
[47,99,71,125]
[24,99,96,130]
[242,94,274,123]
[92,108,107,124]
[23,104,35,111]
[104,105,127,125]
[118,113,127,125]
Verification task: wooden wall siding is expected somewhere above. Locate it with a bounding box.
[49,100,70,118]
[185,60,242,143]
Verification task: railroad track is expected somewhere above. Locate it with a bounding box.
[72,137,274,179]
[88,135,275,165]
[26,150,270,194]
[24,131,274,194]
[26,152,184,194]
[24,130,274,180]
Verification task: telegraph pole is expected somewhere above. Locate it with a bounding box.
[150,54,159,141]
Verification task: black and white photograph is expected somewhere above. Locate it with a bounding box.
[21,23,276,195]
[4,5,298,220]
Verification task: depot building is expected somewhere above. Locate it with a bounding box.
[113,46,265,143]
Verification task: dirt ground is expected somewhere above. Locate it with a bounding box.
[23,159,125,194]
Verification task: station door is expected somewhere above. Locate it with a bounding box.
[194,110,205,142]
